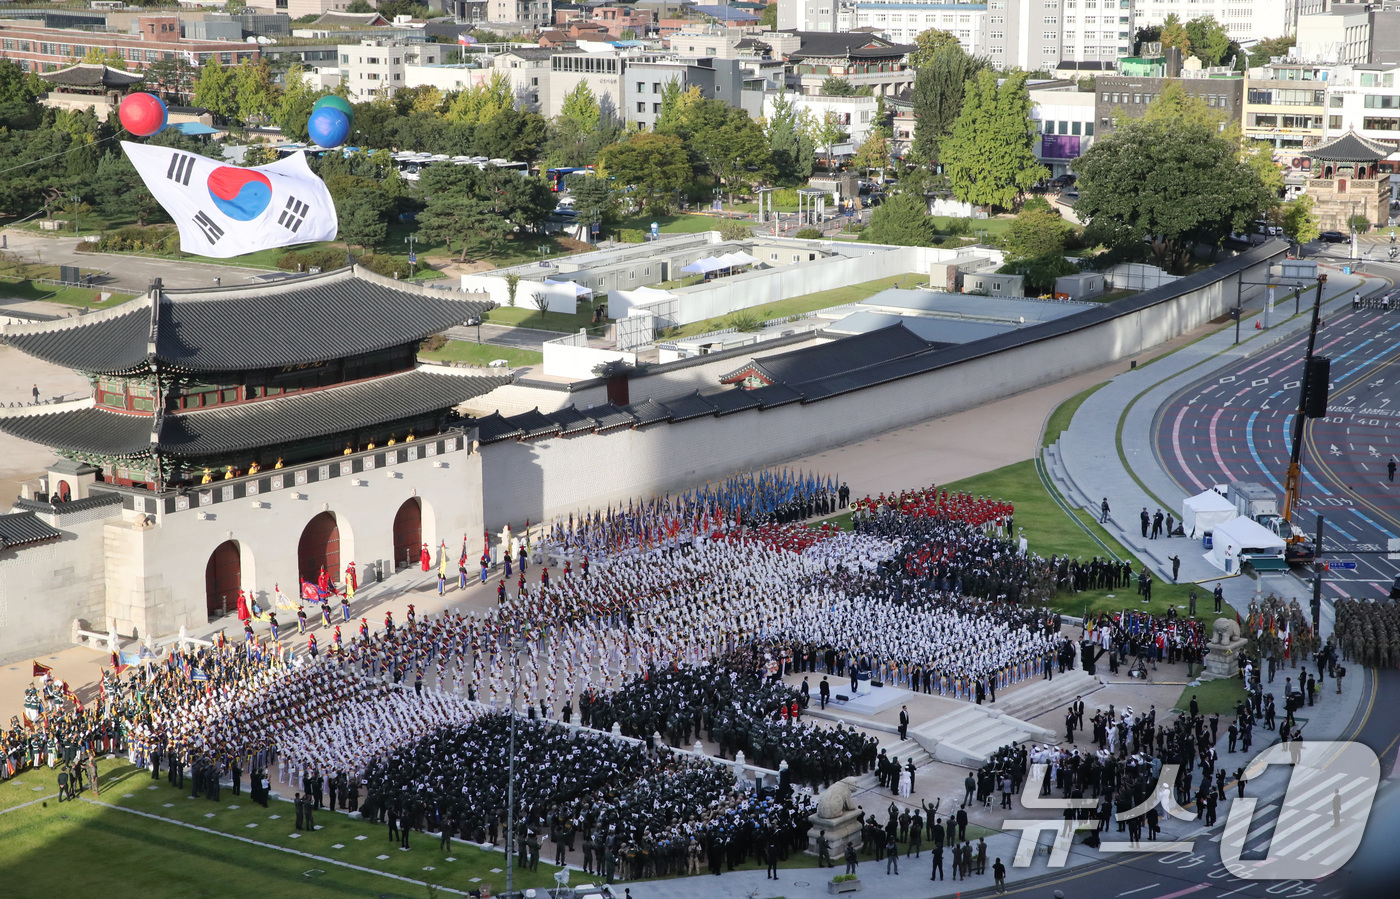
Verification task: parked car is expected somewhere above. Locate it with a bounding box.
[1319,230,1348,243]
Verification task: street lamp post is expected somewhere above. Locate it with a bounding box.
[404,234,418,280]
[68,195,81,236]
[466,315,482,345]
[504,634,526,897]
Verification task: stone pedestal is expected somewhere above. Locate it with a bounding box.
[1203,640,1246,681]
[810,808,864,855]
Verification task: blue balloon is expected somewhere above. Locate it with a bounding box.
[307,107,350,149]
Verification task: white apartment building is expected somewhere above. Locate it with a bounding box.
[1130,0,1292,46]
[1324,63,1400,150]
[490,46,554,112]
[337,40,440,101]
[847,2,990,57]
[1061,0,1133,62]
[1295,7,1373,65]
[778,0,843,32]
[985,0,1063,71]
[489,0,552,29]
[404,63,497,96]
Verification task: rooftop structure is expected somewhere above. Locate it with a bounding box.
[0,267,501,489]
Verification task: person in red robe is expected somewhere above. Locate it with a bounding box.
[420,542,431,571]
[317,565,330,596]
[236,590,250,624]
[346,561,357,593]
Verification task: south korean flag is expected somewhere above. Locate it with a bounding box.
[121,141,338,259]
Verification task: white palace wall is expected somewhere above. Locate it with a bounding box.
[480,249,1275,530]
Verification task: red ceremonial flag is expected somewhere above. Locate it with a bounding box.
[32,660,51,677]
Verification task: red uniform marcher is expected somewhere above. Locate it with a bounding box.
[317,566,330,596]
[346,561,357,592]
[420,542,431,572]
[236,589,251,624]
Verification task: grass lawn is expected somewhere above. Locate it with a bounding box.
[938,461,1238,623]
[0,759,880,895]
[617,213,729,235]
[930,216,1013,238]
[485,300,604,334]
[1174,676,1247,715]
[0,275,136,310]
[0,759,560,898]
[420,339,543,368]
[1041,381,1108,448]
[666,273,927,340]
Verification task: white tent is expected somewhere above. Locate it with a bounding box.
[681,257,722,274]
[1204,516,1286,572]
[1181,489,1237,539]
[544,278,593,300]
[611,286,677,319]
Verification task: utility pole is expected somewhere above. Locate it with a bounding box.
[504,633,525,896]
[1311,515,1324,634]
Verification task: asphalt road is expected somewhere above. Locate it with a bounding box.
[1,229,264,291]
[988,669,1398,899]
[1153,261,1400,597]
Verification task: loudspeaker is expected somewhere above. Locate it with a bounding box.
[835,694,850,702]
[1304,356,1330,418]
[870,679,884,688]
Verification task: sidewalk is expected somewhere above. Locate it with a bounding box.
[1047,268,1379,631]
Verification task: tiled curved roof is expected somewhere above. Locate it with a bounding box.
[1,267,493,376]
[0,368,505,460]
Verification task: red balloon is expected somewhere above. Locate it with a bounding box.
[119,92,167,138]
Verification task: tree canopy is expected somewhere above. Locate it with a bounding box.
[908,29,963,69]
[1073,119,1274,271]
[861,191,936,247]
[765,91,815,185]
[911,43,987,161]
[941,70,1046,211]
[598,132,692,212]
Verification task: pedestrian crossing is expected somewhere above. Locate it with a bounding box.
[1208,766,1374,868]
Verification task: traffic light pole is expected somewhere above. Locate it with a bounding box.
[1312,515,1324,633]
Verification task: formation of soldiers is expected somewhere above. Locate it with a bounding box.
[1333,597,1400,669]
[580,664,878,786]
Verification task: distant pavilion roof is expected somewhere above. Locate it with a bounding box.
[1305,130,1392,163]
[37,63,144,90]
[0,511,64,550]
[0,266,494,377]
[0,367,505,462]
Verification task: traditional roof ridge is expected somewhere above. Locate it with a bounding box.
[0,396,97,422]
[1,295,146,340]
[0,510,64,550]
[1305,129,1392,161]
[2,267,495,376]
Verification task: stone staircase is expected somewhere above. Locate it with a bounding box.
[908,666,1101,769]
[850,737,934,793]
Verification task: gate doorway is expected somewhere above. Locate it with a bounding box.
[298,511,341,586]
[205,540,241,620]
[393,498,422,570]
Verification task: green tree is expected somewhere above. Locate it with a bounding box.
[911,43,987,161]
[690,107,772,203]
[339,188,389,251]
[445,72,514,126]
[760,2,777,28]
[853,125,890,178]
[765,90,815,184]
[565,173,619,239]
[274,63,319,142]
[821,77,856,97]
[414,164,551,260]
[1140,81,1226,129]
[942,70,1047,211]
[598,132,692,212]
[1280,194,1319,247]
[1160,15,1190,56]
[90,152,166,226]
[476,106,548,161]
[347,0,373,11]
[815,111,846,170]
[142,56,197,104]
[655,79,689,132]
[1003,205,1072,260]
[908,28,962,69]
[998,254,1079,295]
[192,60,237,121]
[861,191,936,246]
[1073,119,1274,271]
[1249,36,1295,66]
[0,59,41,127]
[559,81,601,134]
[231,59,280,124]
[1185,16,1232,67]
